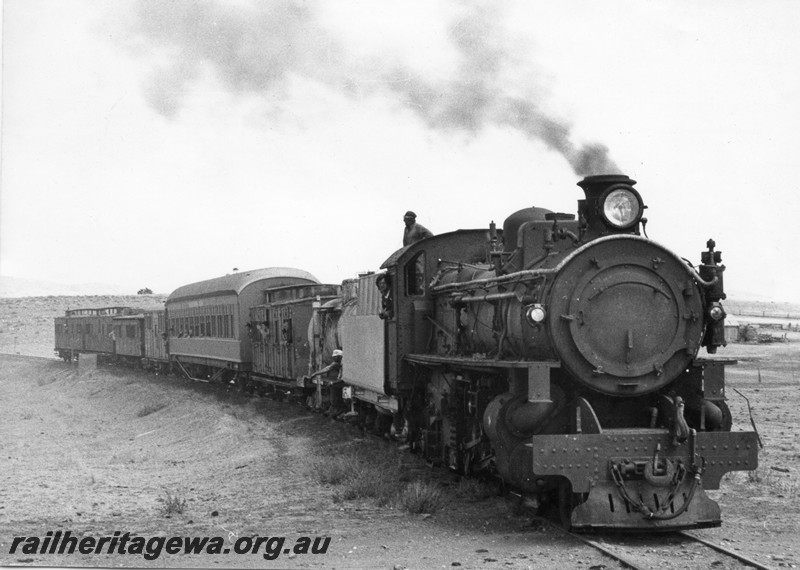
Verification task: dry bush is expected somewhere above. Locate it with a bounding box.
[336,465,397,505]
[452,477,495,501]
[309,443,451,513]
[312,451,398,504]
[396,480,446,514]
[312,455,360,486]
[158,490,187,515]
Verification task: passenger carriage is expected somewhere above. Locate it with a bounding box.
[165,268,320,384]
[111,307,169,372]
[54,306,133,362]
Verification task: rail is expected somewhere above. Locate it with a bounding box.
[535,516,775,570]
[679,531,774,570]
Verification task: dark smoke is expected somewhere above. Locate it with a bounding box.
[133,0,335,117]
[131,0,619,176]
[503,98,619,175]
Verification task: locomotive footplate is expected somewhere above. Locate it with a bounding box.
[531,430,759,530]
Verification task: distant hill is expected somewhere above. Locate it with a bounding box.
[0,275,145,298]
[726,298,800,320]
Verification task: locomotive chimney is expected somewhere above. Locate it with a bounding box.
[577,174,636,200]
[578,174,636,195]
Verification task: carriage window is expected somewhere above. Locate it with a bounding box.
[405,251,426,296]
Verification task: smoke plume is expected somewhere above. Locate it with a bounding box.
[131,0,619,176]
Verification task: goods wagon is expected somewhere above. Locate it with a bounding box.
[248,283,341,390]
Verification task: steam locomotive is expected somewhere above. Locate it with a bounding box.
[54,174,758,531]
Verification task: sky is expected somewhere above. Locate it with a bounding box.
[2,0,799,302]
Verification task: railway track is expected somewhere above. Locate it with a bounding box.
[300,400,777,570]
[536,517,775,570]
[229,385,778,570]
[678,531,774,570]
[35,355,779,569]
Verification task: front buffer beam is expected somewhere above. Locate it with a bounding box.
[532,430,759,530]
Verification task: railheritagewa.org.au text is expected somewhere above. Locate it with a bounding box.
[9,530,331,561]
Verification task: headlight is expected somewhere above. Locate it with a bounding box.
[600,185,643,229]
[525,304,547,325]
[708,303,726,321]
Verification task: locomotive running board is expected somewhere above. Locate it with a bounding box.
[405,354,558,371]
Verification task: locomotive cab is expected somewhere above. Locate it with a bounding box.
[378,229,501,393]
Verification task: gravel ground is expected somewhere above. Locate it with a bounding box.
[0,296,798,569]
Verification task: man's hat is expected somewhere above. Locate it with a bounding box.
[404,211,416,219]
[332,349,343,358]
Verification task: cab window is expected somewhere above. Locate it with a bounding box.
[405,252,426,296]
